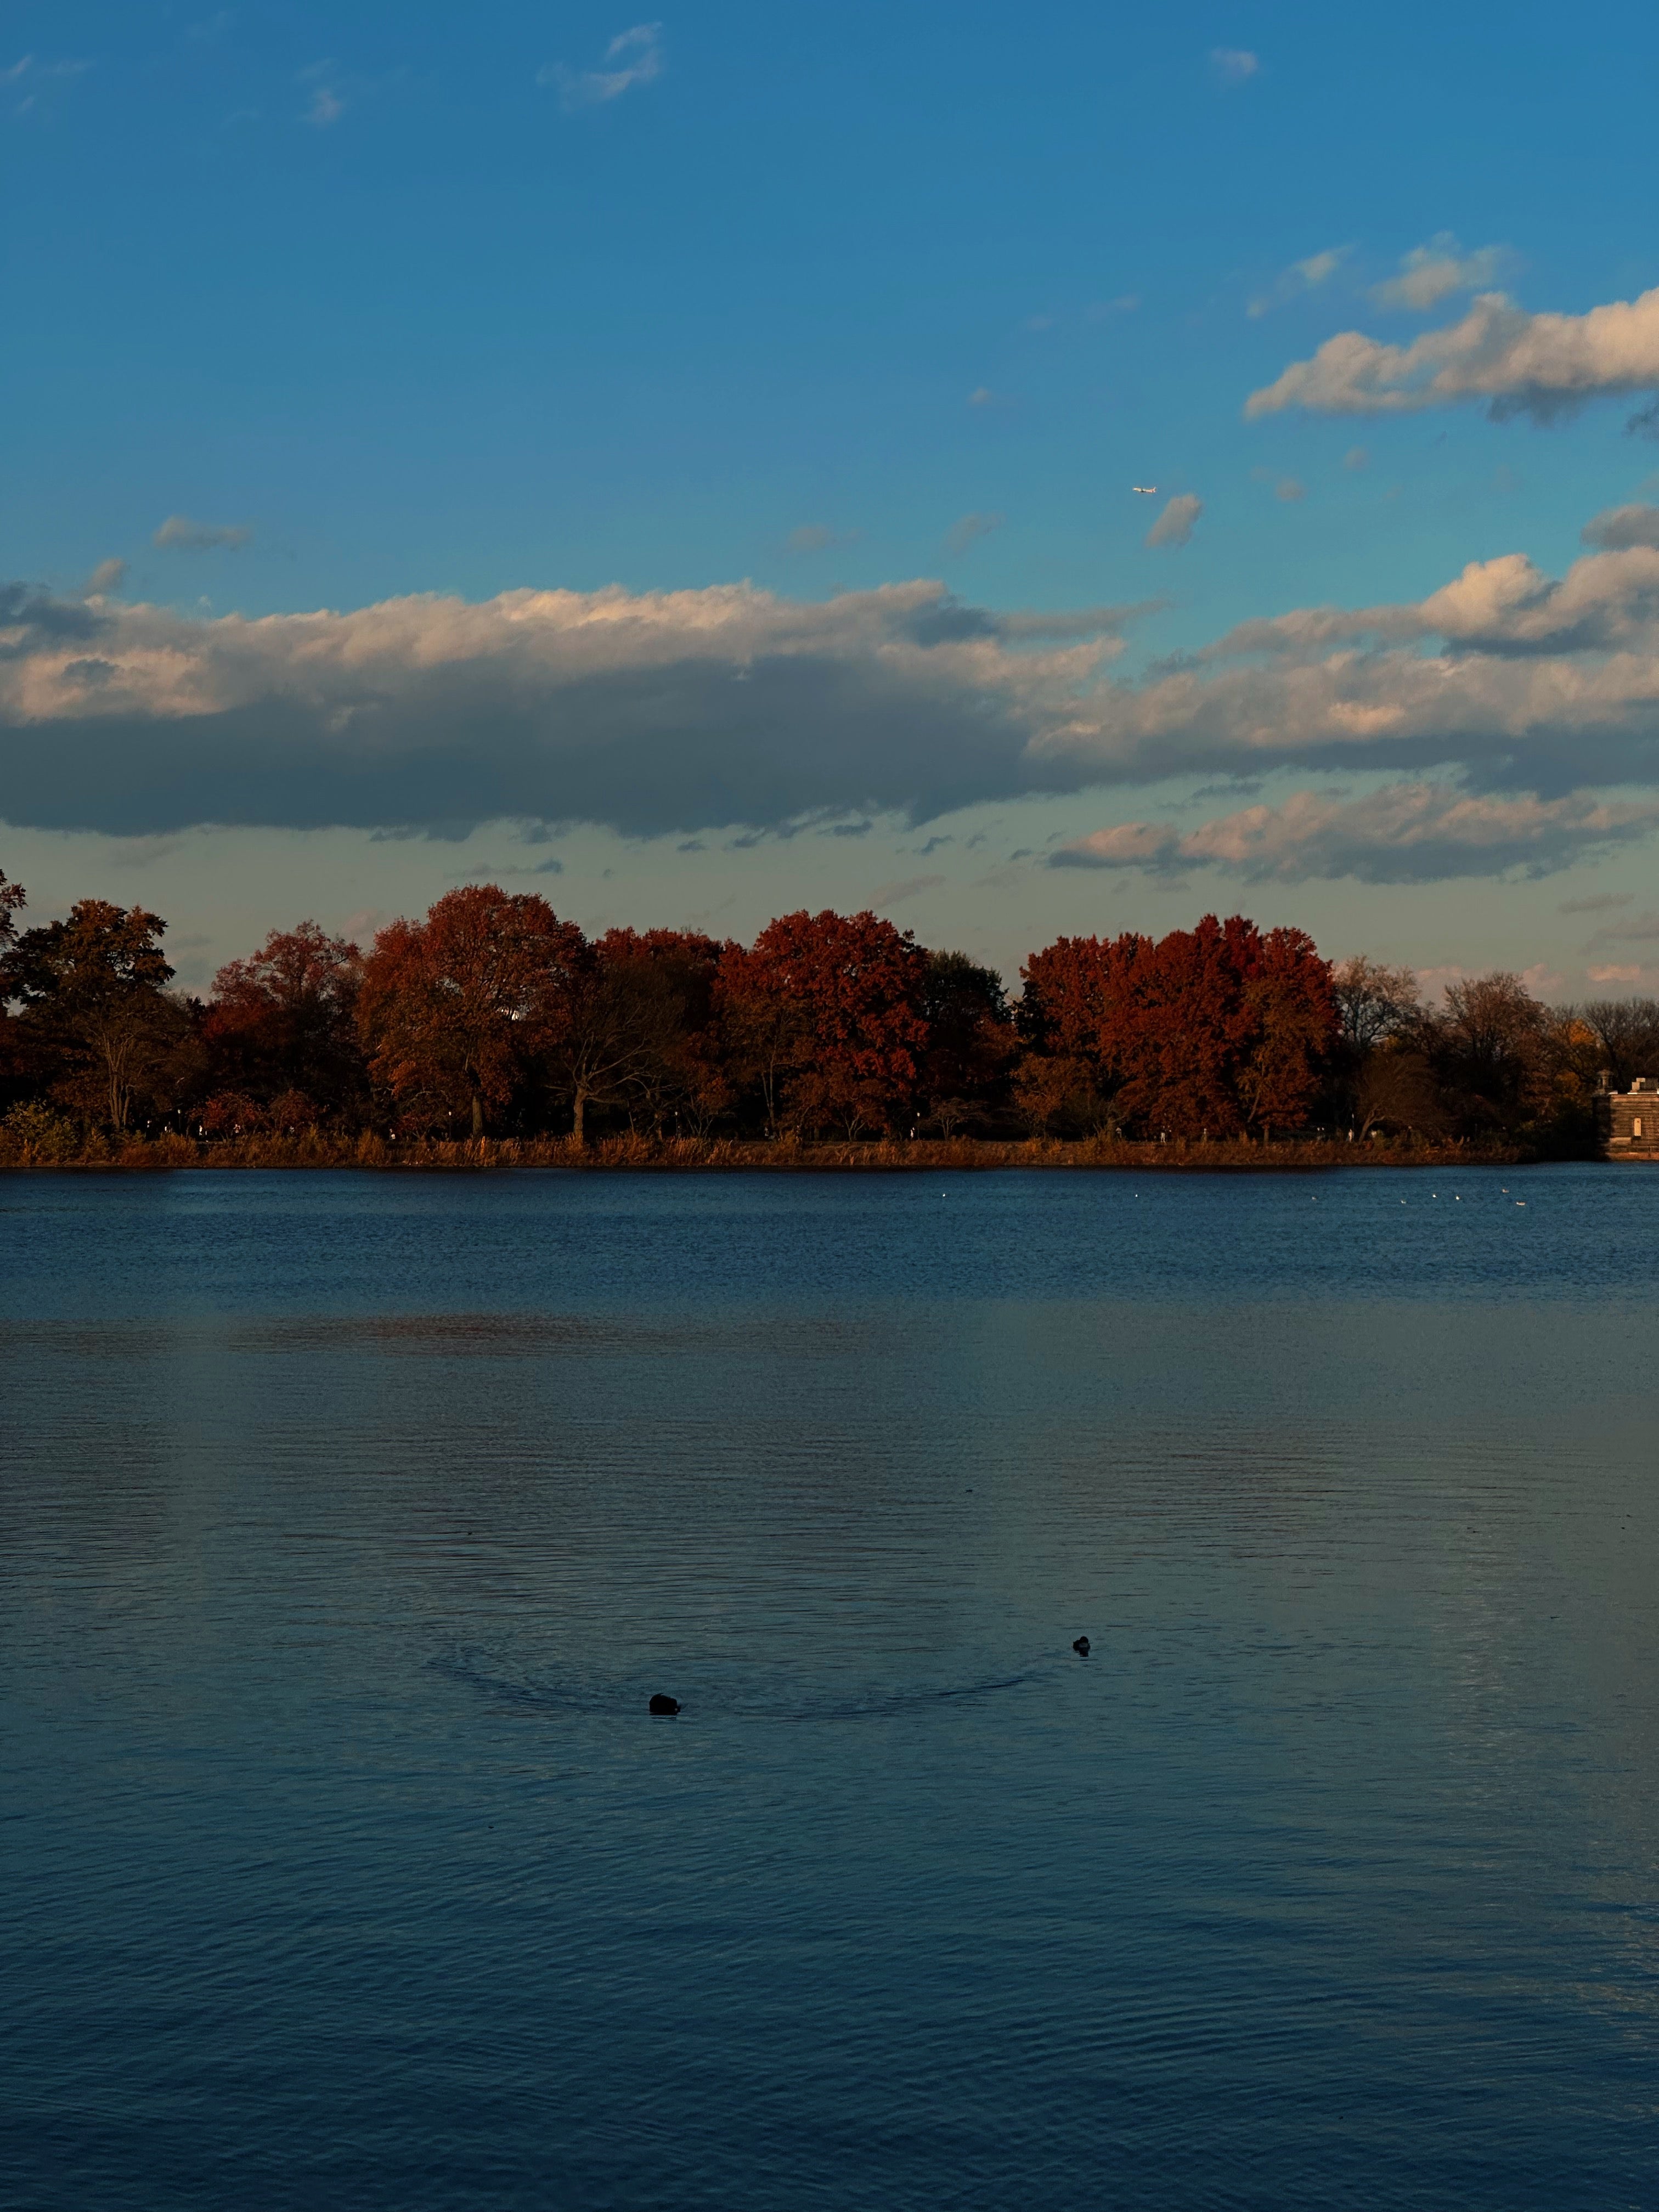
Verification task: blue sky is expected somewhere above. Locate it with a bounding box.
[6,1,1659,994]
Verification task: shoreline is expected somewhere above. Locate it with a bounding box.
[0,1133,1568,1173]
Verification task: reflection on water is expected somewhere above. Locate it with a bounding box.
[2,1166,1657,2211]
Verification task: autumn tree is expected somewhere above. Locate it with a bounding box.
[1327,955,1425,1135]
[1019,916,1336,1137]
[1233,925,1340,1133]
[1331,956,1421,1056]
[204,921,366,1121]
[1014,930,1145,1133]
[716,943,811,1136]
[539,933,687,1146]
[0,869,24,1103]
[1,898,195,1129]
[1425,973,1548,1136]
[1353,1046,1445,1139]
[720,910,928,1137]
[1572,998,1659,1088]
[919,951,1019,1133]
[560,929,733,1138]
[357,885,584,1137]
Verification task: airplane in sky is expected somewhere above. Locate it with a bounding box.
[1132,484,1158,495]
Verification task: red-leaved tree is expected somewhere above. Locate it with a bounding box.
[1020,915,1335,1136]
[719,910,928,1136]
[205,921,365,1121]
[357,886,585,1136]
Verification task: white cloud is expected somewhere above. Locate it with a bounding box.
[1582,503,1659,551]
[1275,478,1306,503]
[540,24,664,112]
[153,515,252,551]
[1210,48,1259,83]
[1052,784,1659,884]
[84,557,126,596]
[945,511,1003,555]
[1587,963,1649,984]
[1344,446,1369,471]
[1246,284,1659,424]
[0,579,1136,838]
[1369,233,1514,312]
[1146,493,1201,548]
[1247,245,1350,319]
[8,528,1659,871]
[967,386,1009,409]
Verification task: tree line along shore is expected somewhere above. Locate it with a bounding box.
[1,869,1653,1170]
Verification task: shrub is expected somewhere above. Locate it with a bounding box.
[0,1100,82,1164]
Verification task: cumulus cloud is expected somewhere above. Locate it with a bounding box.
[1581,503,1659,551]
[945,511,1003,555]
[1051,783,1659,884]
[1146,493,1201,549]
[84,557,126,596]
[1370,234,1514,312]
[1248,245,1350,319]
[1274,478,1306,503]
[1210,48,1259,82]
[8,531,1659,865]
[540,22,664,111]
[1245,284,1659,424]
[153,515,252,551]
[0,579,1136,839]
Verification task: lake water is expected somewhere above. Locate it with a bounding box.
[3,1164,1657,2210]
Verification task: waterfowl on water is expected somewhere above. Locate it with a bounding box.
[648,1693,681,1716]
[1072,1636,1091,1658]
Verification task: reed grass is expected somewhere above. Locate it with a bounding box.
[0,1128,1527,1172]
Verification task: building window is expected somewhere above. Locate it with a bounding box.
[1636,1117,1645,1138]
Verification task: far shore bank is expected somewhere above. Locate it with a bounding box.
[0,1131,1574,1173]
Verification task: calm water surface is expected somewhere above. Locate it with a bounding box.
[3,1165,1657,2210]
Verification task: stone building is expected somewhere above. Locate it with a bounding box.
[1598,1075,1659,1159]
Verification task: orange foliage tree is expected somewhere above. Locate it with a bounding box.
[357,885,584,1136]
